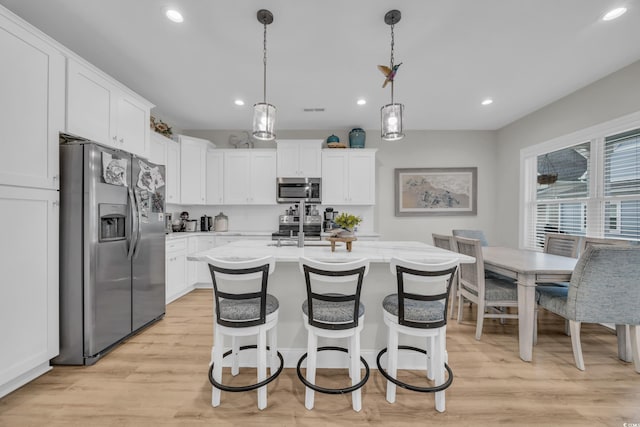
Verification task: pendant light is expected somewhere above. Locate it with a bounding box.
[252,9,276,141]
[380,10,405,141]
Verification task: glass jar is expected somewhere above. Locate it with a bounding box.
[349,128,366,148]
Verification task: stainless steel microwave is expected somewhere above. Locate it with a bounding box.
[276,177,321,203]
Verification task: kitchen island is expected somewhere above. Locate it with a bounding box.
[188,240,474,367]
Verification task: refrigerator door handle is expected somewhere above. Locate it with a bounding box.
[132,188,143,259]
[127,187,138,260]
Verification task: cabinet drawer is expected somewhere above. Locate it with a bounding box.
[166,238,186,253]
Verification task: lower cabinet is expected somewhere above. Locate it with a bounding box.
[165,237,190,304]
[0,185,58,398]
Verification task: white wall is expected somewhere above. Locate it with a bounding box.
[495,59,640,247]
[185,129,499,243]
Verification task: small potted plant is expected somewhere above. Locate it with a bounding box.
[332,212,362,237]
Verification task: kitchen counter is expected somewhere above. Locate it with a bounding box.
[188,240,473,368]
[165,231,273,240]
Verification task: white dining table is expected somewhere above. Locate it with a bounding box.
[481,246,578,362]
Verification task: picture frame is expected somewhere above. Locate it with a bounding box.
[395,167,477,216]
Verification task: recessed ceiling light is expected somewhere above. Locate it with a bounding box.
[234,99,245,106]
[357,99,367,106]
[165,9,184,23]
[603,7,627,21]
[481,98,493,106]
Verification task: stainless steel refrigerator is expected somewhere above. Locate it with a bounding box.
[55,141,166,365]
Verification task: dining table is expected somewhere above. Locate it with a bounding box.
[481,246,578,362]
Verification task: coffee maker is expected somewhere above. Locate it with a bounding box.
[200,215,213,231]
[323,208,339,232]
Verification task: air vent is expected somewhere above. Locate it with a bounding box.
[303,108,326,112]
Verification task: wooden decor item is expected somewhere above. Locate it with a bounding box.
[326,236,357,252]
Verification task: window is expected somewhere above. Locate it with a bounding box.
[521,113,640,250]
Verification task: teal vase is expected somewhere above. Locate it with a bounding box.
[349,128,366,148]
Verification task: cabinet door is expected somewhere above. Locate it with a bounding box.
[67,60,114,147]
[206,150,224,204]
[276,141,299,177]
[187,236,198,286]
[0,186,59,393]
[166,252,187,303]
[165,140,180,203]
[322,151,349,204]
[347,151,376,204]
[249,151,277,204]
[223,151,251,204]
[298,143,322,177]
[115,93,150,159]
[0,15,65,190]
[149,133,167,165]
[180,137,209,205]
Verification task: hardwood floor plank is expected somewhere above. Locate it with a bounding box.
[1,289,639,426]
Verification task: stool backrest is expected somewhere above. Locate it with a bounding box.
[432,233,455,251]
[206,255,275,327]
[389,258,458,328]
[299,257,369,330]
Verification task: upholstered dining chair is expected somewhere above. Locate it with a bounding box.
[452,229,489,247]
[536,245,640,372]
[579,236,630,255]
[432,233,458,319]
[544,232,581,258]
[453,236,519,340]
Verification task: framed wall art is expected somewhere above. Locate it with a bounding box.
[395,167,477,216]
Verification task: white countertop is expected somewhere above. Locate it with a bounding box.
[188,240,474,264]
[166,231,273,240]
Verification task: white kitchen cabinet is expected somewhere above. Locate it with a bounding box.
[206,150,224,205]
[0,11,64,190]
[165,139,180,204]
[179,135,214,205]
[322,149,376,205]
[165,237,189,304]
[223,150,277,205]
[149,132,169,165]
[195,235,216,284]
[0,185,59,398]
[187,236,199,286]
[276,139,322,177]
[67,59,152,158]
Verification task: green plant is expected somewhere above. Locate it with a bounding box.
[334,212,362,230]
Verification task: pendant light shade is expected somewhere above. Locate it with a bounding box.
[380,10,404,141]
[252,9,276,141]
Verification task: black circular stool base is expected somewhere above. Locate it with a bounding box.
[376,345,453,393]
[296,346,370,395]
[208,344,284,392]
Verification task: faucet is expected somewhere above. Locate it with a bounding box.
[298,200,305,248]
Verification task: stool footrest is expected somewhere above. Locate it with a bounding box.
[208,344,284,392]
[296,346,370,395]
[376,345,453,393]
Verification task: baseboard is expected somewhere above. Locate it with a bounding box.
[0,362,51,399]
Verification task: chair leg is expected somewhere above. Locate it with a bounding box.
[569,320,585,371]
[351,332,362,412]
[386,326,399,403]
[347,335,353,379]
[564,319,571,336]
[457,294,464,323]
[426,336,434,381]
[257,329,267,410]
[533,309,538,346]
[231,336,240,376]
[268,326,278,376]
[433,332,446,413]
[211,328,224,407]
[305,332,318,410]
[475,302,485,341]
[630,325,640,374]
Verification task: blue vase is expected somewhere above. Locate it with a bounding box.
[349,128,366,148]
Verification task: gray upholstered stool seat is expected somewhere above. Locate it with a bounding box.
[302,294,364,324]
[219,294,279,321]
[382,295,445,323]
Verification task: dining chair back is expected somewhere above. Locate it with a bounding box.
[454,236,518,340]
[544,233,581,258]
[579,236,630,256]
[452,229,489,247]
[432,233,458,319]
[536,245,640,372]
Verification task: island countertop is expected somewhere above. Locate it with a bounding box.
[188,239,475,264]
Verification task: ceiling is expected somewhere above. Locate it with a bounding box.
[2,0,640,132]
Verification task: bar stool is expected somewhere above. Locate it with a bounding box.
[296,257,370,412]
[376,258,457,412]
[206,255,283,410]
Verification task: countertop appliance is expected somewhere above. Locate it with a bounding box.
[276,177,321,204]
[200,215,212,232]
[323,207,340,232]
[56,141,166,365]
[271,211,322,241]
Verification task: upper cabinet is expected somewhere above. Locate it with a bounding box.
[149,132,169,165]
[66,59,152,159]
[322,149,377,205]
[0,11,65,190]
[276,140,322,177]
[206,150,224,205]
[179,135,214,205]
[224,150,277,205]
[165,138,180,204]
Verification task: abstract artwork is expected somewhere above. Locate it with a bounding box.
[395,167,477,216]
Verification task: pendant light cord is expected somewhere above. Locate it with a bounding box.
[389,23,395,104]
[263,21,268,104]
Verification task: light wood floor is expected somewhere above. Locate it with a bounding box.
[1,289,639,426]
